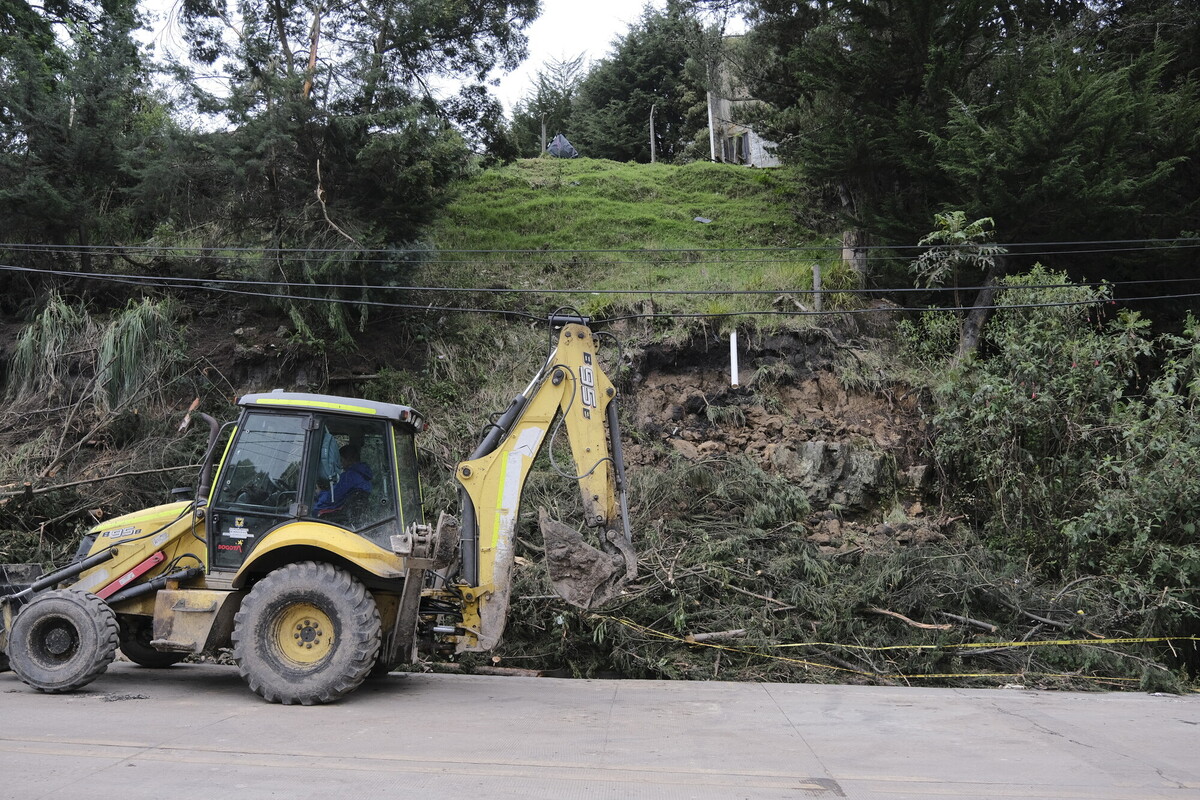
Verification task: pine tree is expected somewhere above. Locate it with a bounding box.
[511,55,587,158]
[570,2,707,163]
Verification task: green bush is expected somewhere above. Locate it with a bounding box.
[926,266,1200,639]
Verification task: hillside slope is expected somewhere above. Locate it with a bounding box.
[1,161,1192,692]
[418,158,855,319]
[431,158,809,252]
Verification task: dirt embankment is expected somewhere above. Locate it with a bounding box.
[618,325,946,555]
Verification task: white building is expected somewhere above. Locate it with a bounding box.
[706,37,781,168]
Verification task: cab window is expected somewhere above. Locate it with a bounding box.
[306,415,398,545]
[212,412,305,512]
[394,429,424,530]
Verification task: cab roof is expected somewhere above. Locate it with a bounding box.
[238,391,424,428]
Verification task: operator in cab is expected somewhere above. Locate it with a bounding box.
[314,444,372,515]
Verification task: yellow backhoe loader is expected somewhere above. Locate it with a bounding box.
[0,313,636,704]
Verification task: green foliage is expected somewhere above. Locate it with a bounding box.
[495,443,1188,687]
[931,36,1197,244]
[897,309,962,373]
[1065,316,1200,586]
[928,265,1200,637]
[569,2,708,163]
[739,1,1200,269]
[498,455,817,679]
[0,0,158,249]
[911,212,1006,292]
[8,293,184,414]
[97,298,184,410]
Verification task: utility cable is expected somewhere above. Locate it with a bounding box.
[2,236,1197,254]
[4,265,1200,322]
[6,260,1200,298]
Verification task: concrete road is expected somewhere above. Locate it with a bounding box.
[0,663,1196,800]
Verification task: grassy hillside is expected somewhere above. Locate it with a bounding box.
[420,158,856,322]
[432,158,809,252]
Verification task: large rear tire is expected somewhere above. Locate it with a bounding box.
[7,590,118,693]
[232,562,381,705]
[118,616,187,668]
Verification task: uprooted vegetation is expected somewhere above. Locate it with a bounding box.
[1,278,1198,690]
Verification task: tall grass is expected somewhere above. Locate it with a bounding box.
[97,298,183,410]
[6,292,96,402]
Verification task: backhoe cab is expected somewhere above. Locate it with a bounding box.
[0,314,635,704]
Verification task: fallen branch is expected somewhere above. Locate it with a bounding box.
[809,646,895,685]
[685,629,747,643]
[425,662,543,678]
[1,464,202,498]
[315,159,358,245]
[936,611,998,633]
[865,607,953,630]
[992,595,1073,630]
[724,582,793,608]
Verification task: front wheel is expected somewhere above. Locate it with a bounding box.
[7,590,119,692]
[232,562,381,705]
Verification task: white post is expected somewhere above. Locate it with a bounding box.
[707,91,717,162]
[650,103,657,164]
[730,330,739,388]
[813,262,823,313]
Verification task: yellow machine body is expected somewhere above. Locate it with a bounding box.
[0,315,634,704]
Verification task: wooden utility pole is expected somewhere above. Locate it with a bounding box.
[541,113,547,154]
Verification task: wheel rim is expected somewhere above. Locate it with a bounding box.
[272,602,334,667]
[31,616,79,665]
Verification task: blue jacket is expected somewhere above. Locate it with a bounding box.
[315,462,373,513]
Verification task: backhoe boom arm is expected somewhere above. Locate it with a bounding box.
[452,319,635,651]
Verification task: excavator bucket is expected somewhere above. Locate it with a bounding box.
[540,509,636,610]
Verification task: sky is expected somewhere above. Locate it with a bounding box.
[141,0,673,118]
[491,0,667,113]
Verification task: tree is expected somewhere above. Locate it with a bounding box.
[912,212,1005,297]
[510,54,587,158]
[0,0,158,253]
[570,2,707,163]
[933,37,1195,244]
[740,2,1055,238]
[736,0,1199,289]
[168,0,540,243]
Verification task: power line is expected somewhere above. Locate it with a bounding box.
[1,236,1197,256]
[4,261,1200,298]
[4,261,1198,322]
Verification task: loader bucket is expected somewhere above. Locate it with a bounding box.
[540,509,636,609]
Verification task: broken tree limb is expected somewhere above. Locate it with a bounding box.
[991,595,1073,630]
[315,160,358,244]
[865,607,953,630]
[724,582,792,607]
[685,629,747,644]
[935,611,999,633]
[0,464,202,499]
[426,662,544,678]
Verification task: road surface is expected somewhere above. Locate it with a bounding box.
[0,663,1196,799]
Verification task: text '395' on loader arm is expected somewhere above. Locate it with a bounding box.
[0,313,636,704]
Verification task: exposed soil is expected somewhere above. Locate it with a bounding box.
[615,325,947,556]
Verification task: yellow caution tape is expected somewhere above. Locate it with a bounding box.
[773,635,1200,652]
[594,615,1191,683]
